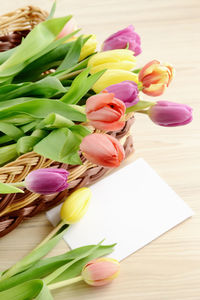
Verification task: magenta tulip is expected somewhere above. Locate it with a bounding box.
[102,25,141,56]
[82,257,120,286]
[148,101,193,127]
[25,168,69,195]
[86,92,126,131]
[80,133,125,167]
[103,81,139,107]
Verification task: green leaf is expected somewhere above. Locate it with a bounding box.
[33,128,80,165]
[60,68,106,104]
[132,68,141,74]
[0,114,35,126]
[0,16,72,80]
[56,36,84,72]
[34,124,90,165]
[1,225,69,281]
[0,77,66,101]
[37,113,74,129]
[21,121,40,133]
[0,47,15,65]
[35,282,54,300]
[0,279,45,300]
[0,144,18,166]
[16,130,48,154]
[0,98,86,122]
[47,1,57,20]
[0,182,24,194]
[0,122,24,141]
[126,100,155,113]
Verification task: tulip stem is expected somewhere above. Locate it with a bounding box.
[35,220,68,250]
[58,69,85,81]
[48,276,83,290]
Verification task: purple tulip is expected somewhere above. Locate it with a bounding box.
[103,81,139,108]
[148,101,193,127]
[102,25,141,56]
[25,168,69,195]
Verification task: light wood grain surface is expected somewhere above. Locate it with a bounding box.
[0,0,200,299]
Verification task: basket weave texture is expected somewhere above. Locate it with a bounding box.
[0,6,134,237]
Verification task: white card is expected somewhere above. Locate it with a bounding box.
[47,158,194,261]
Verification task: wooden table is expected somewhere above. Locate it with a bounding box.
[1,0,200,299]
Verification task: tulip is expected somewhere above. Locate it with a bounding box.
[48,257,120,290]
[148,101,193,127]
[24,168,69,195]
[57,18,77,39]
[88,49,136,74]
[102,25,141,56]
[60,187,92,224]
[103,80,139,107]
[86,92,126,131]
[139,60,174,96]
[93,69,138,93]
[79,34,97,61]
[80,133,125,167]
[36,187,92,248]
[82,257,120,286]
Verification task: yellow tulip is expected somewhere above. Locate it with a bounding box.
[92,69,138,93]
[80,34,97,61]
[88,49,136,74]
[60,187,92,224]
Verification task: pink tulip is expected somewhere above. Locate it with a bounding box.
[86,92,126,131]
[82,257,120,286]
[24,168,69,195]
[57,18,77,39]
[148,101,193,127]
[139,60,174,96]
[103,81,139,108]
[102,25,141,56]
[80,133,125,167]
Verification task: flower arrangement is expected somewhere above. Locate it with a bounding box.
[0,2,193,298]
[0,3,192,178]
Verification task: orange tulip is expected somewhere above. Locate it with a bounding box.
[139,60,174,96]
[80,133,125,167]
[86,92,126,131]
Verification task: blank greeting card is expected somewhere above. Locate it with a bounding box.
[47,158,193,261]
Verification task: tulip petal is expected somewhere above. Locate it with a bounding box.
[93,69,138,93]
[80,133,125,167]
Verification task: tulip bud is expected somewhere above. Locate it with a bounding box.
[86,92,126,131]
[24,168,69,195]
[139,60,174,96]
[88,49,136,75]
[57,18,77,39]
[103,80,139,107]
[102,25,141,56]
[148,101,193,127]
[60,187,92,224]
[79,34,97,61]
[93,69,138,93]
[80,133,125,167]
[82,257,120,286]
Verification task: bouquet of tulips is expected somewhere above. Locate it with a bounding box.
[0,2,193,185]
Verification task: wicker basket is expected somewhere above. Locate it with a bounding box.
[0,6,134,237]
